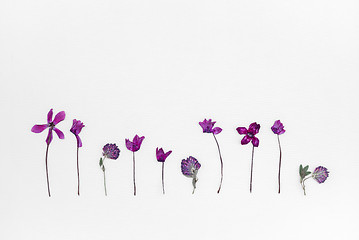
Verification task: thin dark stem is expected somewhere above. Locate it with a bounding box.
[133,152,136,196]
[212,133,223,194]
[45,143,51,197]
[103,170,107,196]
[77,147,80,196]
[250,145,255,193]
[277,135,282,194]
[162,162,165,194]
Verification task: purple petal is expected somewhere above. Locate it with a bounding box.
[236,127,247,135]
[76,135,83,148]
[47,109,53,123]
[125,139,134,151]
[53,111,66,125]
[252,137,259,147]
[53,127,65,139]
[241,135,251,145]
[164,150,172,159]
[248,122,260,135]
[31,124,48,133]
[212,127,222,135]
[46,129,53,145]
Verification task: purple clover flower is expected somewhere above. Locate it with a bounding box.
[199,119,222,134]
[236,122,260,147]
[31,108,65,197]
[312,166,329,183]
[31,108,65,145]
[181,156,201,194]
[125,135,145,152]
[103,143,120,160]
[70,119,85,148]
[271,120,286,135]
[156,148,172,194]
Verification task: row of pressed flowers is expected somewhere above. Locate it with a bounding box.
[31,109,329,197]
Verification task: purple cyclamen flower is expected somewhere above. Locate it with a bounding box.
[126,135,145,196]
[199,118,224,193]
[70,119,85,196]
[31,108,65,197]
[103,143,120,160]
[156,148,172,194]
[126,135,145,152]
[312,166,329,183]
[199,119,222,134]
[271,120,286,135]
[236,122,260,147]
[236,122,260,193]
[31,108,66,145]
[181,156,201,194]
[70,119,85,148]
[271,120,285,194]
[100,143,120,196]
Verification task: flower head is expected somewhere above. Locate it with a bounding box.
[312,166,329,183]
[31,108,65,145]
[70,119,85,147]
[199,119,222,135]
[102,143,120,160]
[156,148,172,162]
[236,122,261,147]
[271,120,285,135]
[126,135,145,152]
[181,156,201,178]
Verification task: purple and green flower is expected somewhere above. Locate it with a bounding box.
[199,119,224,193]
[299,165,329,195]
[156,148,172,194]
[236,122,260,193]
[31,109,65,197]
[181,156,201,194]
[271,120,285,193]
[100,143,120,196]
[70,119,85,196]
[126,135,145,196]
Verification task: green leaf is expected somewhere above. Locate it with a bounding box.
[102,165,105,172]
[303,165,309,173]
[305,171,311,176]
[299,165,303,176]
[99,158,103,166]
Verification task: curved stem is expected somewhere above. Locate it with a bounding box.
[162,162,165,194]
[45,143,51,197]
[133,152,136,196]
[212,134,223,194]
[277,135,282,194]
[301,177,311,196]
[77,147,80,196]
[250,145,255,193]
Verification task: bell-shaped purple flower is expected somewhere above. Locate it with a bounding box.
[199,119,222,135]
[271,120,285,135]
[70,119,85,148]
[103,143,120,160]
[156,148,172,162]
[312,166,329,183]
[125,135,145,152]
[236,122,260,147]
[31,108,65,145]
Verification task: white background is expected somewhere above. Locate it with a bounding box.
[1,0,358,239]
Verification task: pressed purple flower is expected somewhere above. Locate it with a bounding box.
[156,148,172,194]
[126,135,145,196]
[236,122,260,193]
[70,119,85,148]
[199,118,224,193]
[102,143,120,160]
[236,122,260,147]
[70,119,85,196]
[181,156,201,194]
[271,120,286,135]
[31,108,65,197]
[312,166,329,183]
[199,119,222,135]
[125,135,145,152]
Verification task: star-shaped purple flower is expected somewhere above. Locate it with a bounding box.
[271,120,286,135]
[31,108,65,145]
[126,135,145,152]
[199,119,222,135]
[236,122,260,147]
